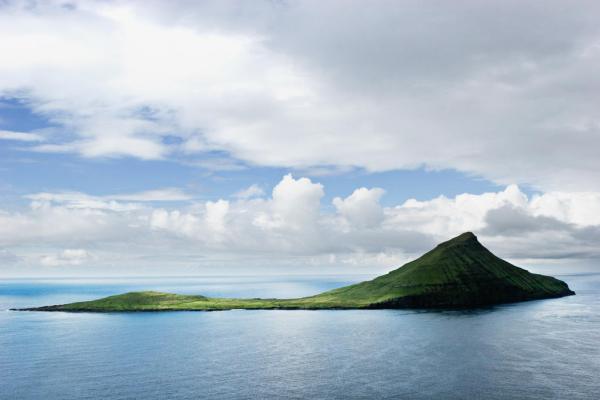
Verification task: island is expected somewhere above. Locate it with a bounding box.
[19,232,574,312]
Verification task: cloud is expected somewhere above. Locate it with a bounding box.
[150,174,328,253]
[0,249,20,264]
[0,129,44,142]
[386,184,529,237]
[234,184,265,199]
[204,199,229,235]
[185,158,247,172]
[479,206,593,259]
[0,201,137,247]
[1,175,600,274]
[333,188,385,229]
[268,174,324,231]
[25,188,193,211]
[40,249,91,267]
[0,1,599,189]
[529,191,600,226]
[109,188,193,202]
[483,206,568,236]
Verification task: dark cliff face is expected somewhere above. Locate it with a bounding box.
[322,232,575,309]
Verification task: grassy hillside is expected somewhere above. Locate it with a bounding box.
[310,232,573,308]
[22,232,574,312]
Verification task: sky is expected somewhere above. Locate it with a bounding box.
[1,0,600,277]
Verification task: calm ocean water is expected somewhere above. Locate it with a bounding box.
[1,274,599,400]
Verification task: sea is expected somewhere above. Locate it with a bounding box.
[1,273,599,400]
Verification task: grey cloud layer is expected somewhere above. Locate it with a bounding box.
[482,205,600,259]
[1,1,600,190]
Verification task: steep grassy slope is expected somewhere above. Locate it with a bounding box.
[22,232,574,312]
[308,232,574,308]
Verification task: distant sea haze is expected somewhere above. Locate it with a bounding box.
[1,274,599,400]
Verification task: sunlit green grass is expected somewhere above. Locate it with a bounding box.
[27,232,574,312]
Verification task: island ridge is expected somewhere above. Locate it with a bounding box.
[20,232,574,312]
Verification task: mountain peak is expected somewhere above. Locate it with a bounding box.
[436,231,479,248]
[344,231,575,308]
[454,231,477,240]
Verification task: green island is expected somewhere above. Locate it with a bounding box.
[20,232,574,312]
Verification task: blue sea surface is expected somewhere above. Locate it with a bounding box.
[1,274,599,400]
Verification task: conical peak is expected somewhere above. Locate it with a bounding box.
[436,232,480,248]
[451,231,477,242]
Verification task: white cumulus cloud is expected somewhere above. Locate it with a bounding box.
[1,175,600,276]
[333,188,385,229]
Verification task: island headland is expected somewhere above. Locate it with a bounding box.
[18,232,574,312]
